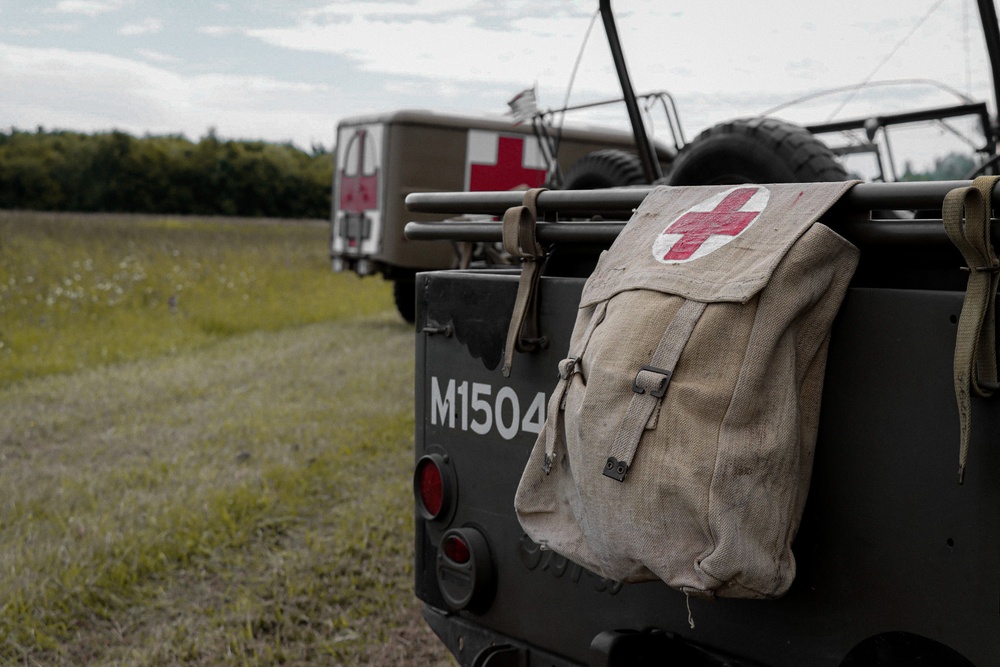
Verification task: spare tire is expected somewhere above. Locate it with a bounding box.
[563,149,646,189]
[667,117,847,185]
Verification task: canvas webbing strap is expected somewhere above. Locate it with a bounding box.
[942,175,1000,484]
[502,188,548,378]
[603,298,707,482]
[542,301,609,474]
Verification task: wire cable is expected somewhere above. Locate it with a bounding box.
[826,0,947,120]
[554,9,601,142]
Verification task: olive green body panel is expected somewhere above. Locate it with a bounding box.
[331,109,661,275]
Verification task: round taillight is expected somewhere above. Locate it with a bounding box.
[417,458,443,517]
[414,452,453,521]
[442,533,471,564]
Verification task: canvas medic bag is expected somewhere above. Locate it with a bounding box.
[514,182,859,599]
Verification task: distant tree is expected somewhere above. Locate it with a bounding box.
[310,142,331,157]
[902,152,976,182]
[0,129,65,209]
[0,128,332,218]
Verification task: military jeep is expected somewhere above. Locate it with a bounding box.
[402,2,1000,665]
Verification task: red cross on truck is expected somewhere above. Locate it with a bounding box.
[467,134,547,192]
[339,129,378,215]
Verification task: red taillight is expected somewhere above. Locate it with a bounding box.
[442,534,471,564]
[417,458,444,517]
[414,452,453,521]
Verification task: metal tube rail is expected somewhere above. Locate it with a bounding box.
[403,180,1000,246]
[804,102,991,137]
[406,181,997,214]
[404,219,985,247]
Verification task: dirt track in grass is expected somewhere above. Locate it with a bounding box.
[0,211,455,664]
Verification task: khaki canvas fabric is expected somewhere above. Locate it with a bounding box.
[514,182,859,599]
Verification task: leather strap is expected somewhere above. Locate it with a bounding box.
[942,175,1000,483]
[502,188,548,378]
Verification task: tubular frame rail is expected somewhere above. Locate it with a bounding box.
[404,180,1000,247]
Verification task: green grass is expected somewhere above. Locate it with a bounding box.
[0,212,389,387]
[0,212,454,665]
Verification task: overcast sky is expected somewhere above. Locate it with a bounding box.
[1,0,997,169]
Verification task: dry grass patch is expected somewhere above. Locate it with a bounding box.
[0,212,453,665]
[0,313,452,665]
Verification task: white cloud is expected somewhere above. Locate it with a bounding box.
[197,25,237,37]
[0,43,336,146]
[4,0,993,167]
[306,0,478,19]
[41,22,83,33]
[231,0,991,129]
[119,18,163,36]
[134,48,180,64]
[242,13,600,102]
[48,0,129,17]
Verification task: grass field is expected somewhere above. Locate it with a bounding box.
[0,212,454,665]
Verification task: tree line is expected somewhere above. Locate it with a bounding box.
[0,128,333,219]
[901,152,976,181]
[1,126,978,220]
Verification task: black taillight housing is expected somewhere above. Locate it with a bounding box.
[414,449,455,522]
[436,526,495,612]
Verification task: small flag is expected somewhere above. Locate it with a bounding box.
[506,86,538,125]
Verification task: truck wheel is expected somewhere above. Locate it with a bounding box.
[393,276,416,324]
[667,117,847,185]
[563,149,646,189]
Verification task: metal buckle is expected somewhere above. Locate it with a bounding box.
[632,365,672,398]
[557,356,580,380]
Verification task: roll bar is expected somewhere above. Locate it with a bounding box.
[599,0,662,183]
[978,0,1000,129]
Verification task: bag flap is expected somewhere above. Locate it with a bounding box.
[580,181,858,306]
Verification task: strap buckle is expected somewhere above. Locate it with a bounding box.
[632,365,673,398]
[557,356,580,380]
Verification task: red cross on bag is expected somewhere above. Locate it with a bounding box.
[653,186,767,263]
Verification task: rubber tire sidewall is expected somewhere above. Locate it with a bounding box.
[393,276,416,324]
[563,149,646,190]
[667,118,847,186]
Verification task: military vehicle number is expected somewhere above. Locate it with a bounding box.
[430,377,546,440]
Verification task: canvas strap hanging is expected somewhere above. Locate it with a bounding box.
[942,175,1000,483]
[502,188,548,377]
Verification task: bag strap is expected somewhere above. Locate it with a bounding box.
[542,301,609,474]
[942,175,1000,484]
[603,298,707,482]
[502,188,548,378]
